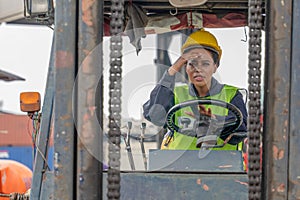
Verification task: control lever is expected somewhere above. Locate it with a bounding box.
[123,121,135,170]
[140,122,147,170]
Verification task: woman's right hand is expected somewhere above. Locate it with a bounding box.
[168,56,188,76]
[168,52,201,76]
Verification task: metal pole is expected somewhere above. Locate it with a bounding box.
[76,0,103,199]
[29,29,55,200]
[262,0,292,199]
[53,0,77,199]
[155,33,172,147]
[155,33,172,82]
[288,1,300,198]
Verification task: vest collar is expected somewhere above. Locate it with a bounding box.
[189,77,224,97]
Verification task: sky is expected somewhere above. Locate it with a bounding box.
[0,23,251,119]
[0,23,52,114]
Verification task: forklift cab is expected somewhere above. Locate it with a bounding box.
[99,3,252,195]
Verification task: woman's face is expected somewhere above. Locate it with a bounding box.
[185,48,217,88]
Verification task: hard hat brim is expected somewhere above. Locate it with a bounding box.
[182,45,219,56]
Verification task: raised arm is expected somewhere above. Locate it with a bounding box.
[143,56,188,126]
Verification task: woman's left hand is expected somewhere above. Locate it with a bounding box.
[184,104,216,119]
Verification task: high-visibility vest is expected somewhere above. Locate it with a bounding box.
[162,84,243,151]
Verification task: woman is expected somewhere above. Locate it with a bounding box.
[143,29,248,150]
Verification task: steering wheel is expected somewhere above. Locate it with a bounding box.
[165,99,243,137]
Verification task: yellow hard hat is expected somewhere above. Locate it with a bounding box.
[181,29,222,61]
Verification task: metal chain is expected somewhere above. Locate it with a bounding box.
[107,0,124,199]
[248,0,263,199]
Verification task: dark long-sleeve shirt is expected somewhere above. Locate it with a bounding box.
[143,70,248,145]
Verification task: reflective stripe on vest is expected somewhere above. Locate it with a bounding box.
[163,84,243,151]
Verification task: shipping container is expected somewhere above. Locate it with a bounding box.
[0,146,53,170]
[0,113,33,146]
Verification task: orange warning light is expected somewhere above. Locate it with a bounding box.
[20,92,41,112]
